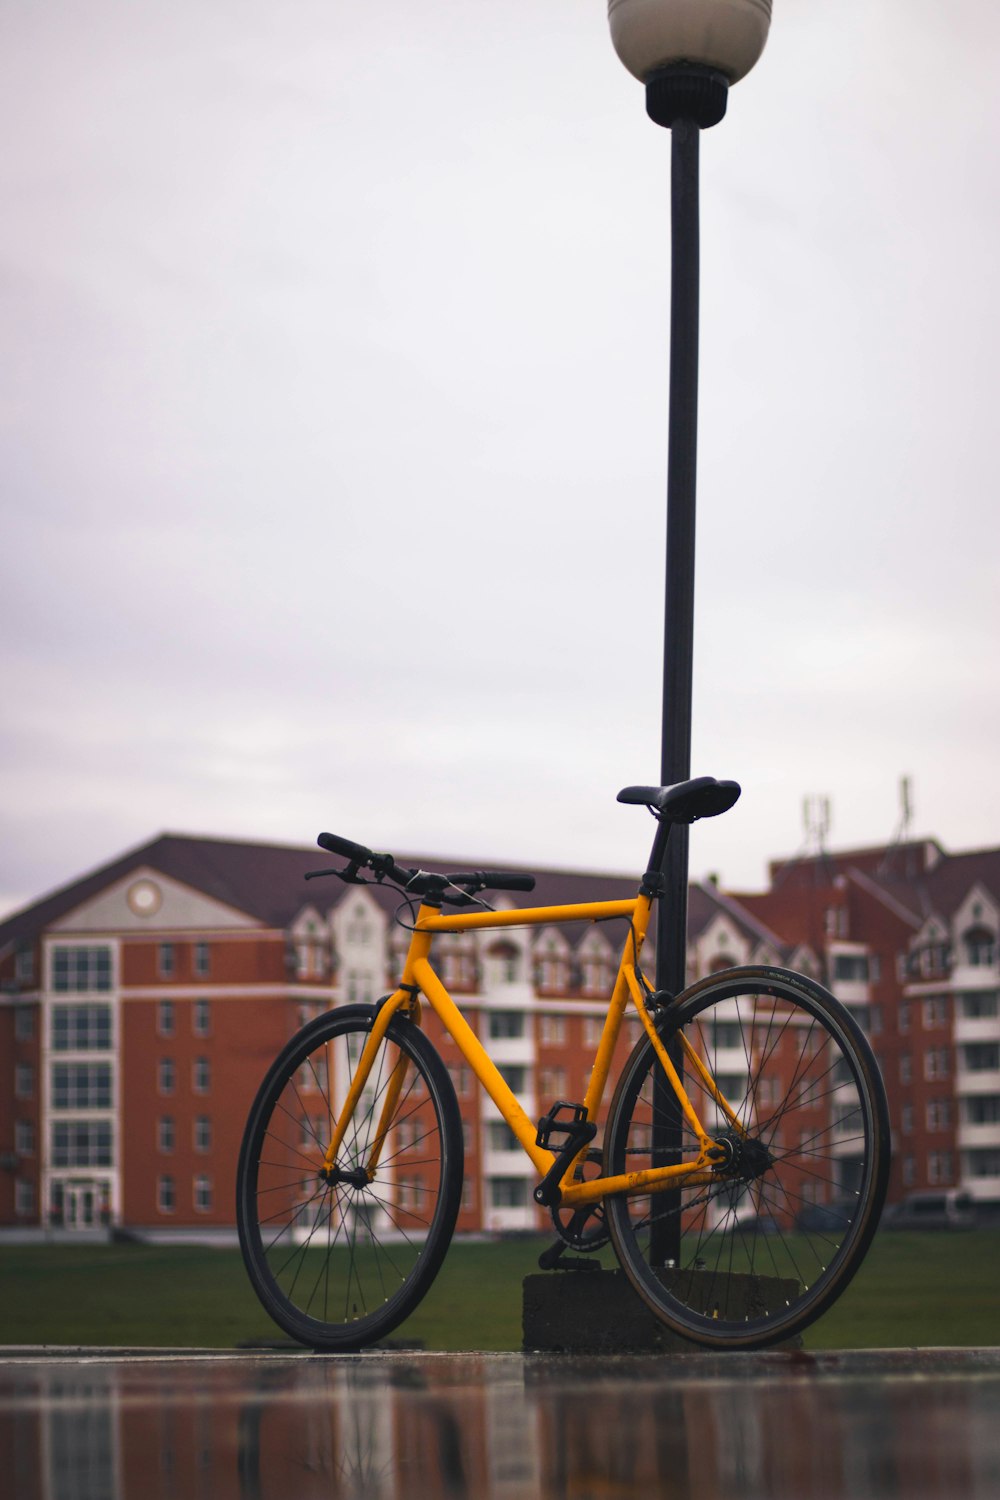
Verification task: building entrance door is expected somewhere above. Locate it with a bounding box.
[64,1182,98,1230]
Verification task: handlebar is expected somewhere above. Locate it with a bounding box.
[313,832,536,901]
[316,831,376,866]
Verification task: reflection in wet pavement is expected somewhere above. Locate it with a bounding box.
[2,1349,1000,1500]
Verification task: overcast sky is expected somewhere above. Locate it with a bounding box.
[2,0,999,919]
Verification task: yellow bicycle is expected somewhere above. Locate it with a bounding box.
[237,777,890,1350]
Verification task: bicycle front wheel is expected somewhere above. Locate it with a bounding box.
[605,966,890,1349]
[236,1004,463,1350]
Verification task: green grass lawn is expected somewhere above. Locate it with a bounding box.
[1,1230,997,1351]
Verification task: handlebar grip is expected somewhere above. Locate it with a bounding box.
[476,871,536,893]
[317,832,372,865]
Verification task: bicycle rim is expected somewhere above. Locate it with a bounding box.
[605,967,890,1348]
[236,1005,463,1350]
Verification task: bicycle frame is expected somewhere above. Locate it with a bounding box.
[320,887,747,1209]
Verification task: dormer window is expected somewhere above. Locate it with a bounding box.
[485,940,520,987]
[964,927,996,967]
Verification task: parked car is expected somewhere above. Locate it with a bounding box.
[730,1213,781,1236]
[795,1200,854,1233]
[882,1191,976,1230]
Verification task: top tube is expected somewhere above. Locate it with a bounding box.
[416,897,642,933]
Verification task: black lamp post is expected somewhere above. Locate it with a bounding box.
[608,0,772,1261]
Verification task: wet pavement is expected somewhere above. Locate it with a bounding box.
[2,1347,1000,1499]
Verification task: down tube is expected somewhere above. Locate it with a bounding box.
[412,957,554,1176]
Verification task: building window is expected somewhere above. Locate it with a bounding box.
[497,1064,527,1094]
[158,1117,175,1153]
[52,1004,112,1051]
[922,997,948,1030]
[296,1061,318,1094]
[901,1105,913,1135]
[194,1116,212,1153]
[15,948,34,984]
[15,1120,35,1155]
[962,1043,1000,1073]
[489,1011,525,1040]
[193,1057,211,1094]
[447,1064,470,1097]
[158,1176,176,1214]
[14,1006,35,1041]
[581,958,611,995]
[194,942,210,978]
[486,941,520,986]
[194,1175,212,1213]
[964,1096,1000,1125]
[345,913,371,946]
[584,1017,604,1048]
[926,1099,951,1132]
[157,999,175,1037]
[539,1014,566,1046]
[961,991,999,1019]
[964,929,996,967]
[899,1054,912,1084]
[158,1058,175,1095]
[15,1180,35,1217]
[539,1066,567,1100]
[193,999,211,1037]
[158,943,176,979]
[52,1121,113,1168]
[488,1121,519,1152]
[52,946,112,993]
[52,1062,112,1109]
[966,1149,1000,1178]
[899,1003,911,1034]
[924,1048,950,1081]
[833,954,869,983]
[928,1153,953,1185]
[15,1063,34,1099]
[490,1178,528,1208]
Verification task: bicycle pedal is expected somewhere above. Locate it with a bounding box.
[535,1100,591,1151]
[534,1103,597,1209]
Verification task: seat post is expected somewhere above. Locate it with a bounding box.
[646,815,671,883]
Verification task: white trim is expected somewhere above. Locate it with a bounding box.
[119,984,333,1001]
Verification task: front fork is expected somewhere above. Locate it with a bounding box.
[320,988,420,1182]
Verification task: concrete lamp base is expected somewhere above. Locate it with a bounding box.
[523,1268,803,1354]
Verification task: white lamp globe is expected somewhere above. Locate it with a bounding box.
[608,0,772,86]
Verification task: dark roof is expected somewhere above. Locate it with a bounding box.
[691,882,791,957]
[0,832,647,953]
[12,829,995,961]
[767,839,944,888]
[918,848,1000,924]
[2,830,803,958]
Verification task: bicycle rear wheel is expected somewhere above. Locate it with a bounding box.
[605,966,890,1349]
[237,1004,463,1350]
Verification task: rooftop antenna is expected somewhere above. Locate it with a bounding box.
[771,793,832,888]
[878,776,913,877]
[803,795,831,856]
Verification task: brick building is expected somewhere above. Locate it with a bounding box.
[2,827,998,1238]
[737,840,1000,1211]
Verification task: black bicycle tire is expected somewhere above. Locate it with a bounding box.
[236,1004,463,1350]
[604,965,890,1349]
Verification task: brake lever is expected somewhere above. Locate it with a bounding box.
[304,861,363,884]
